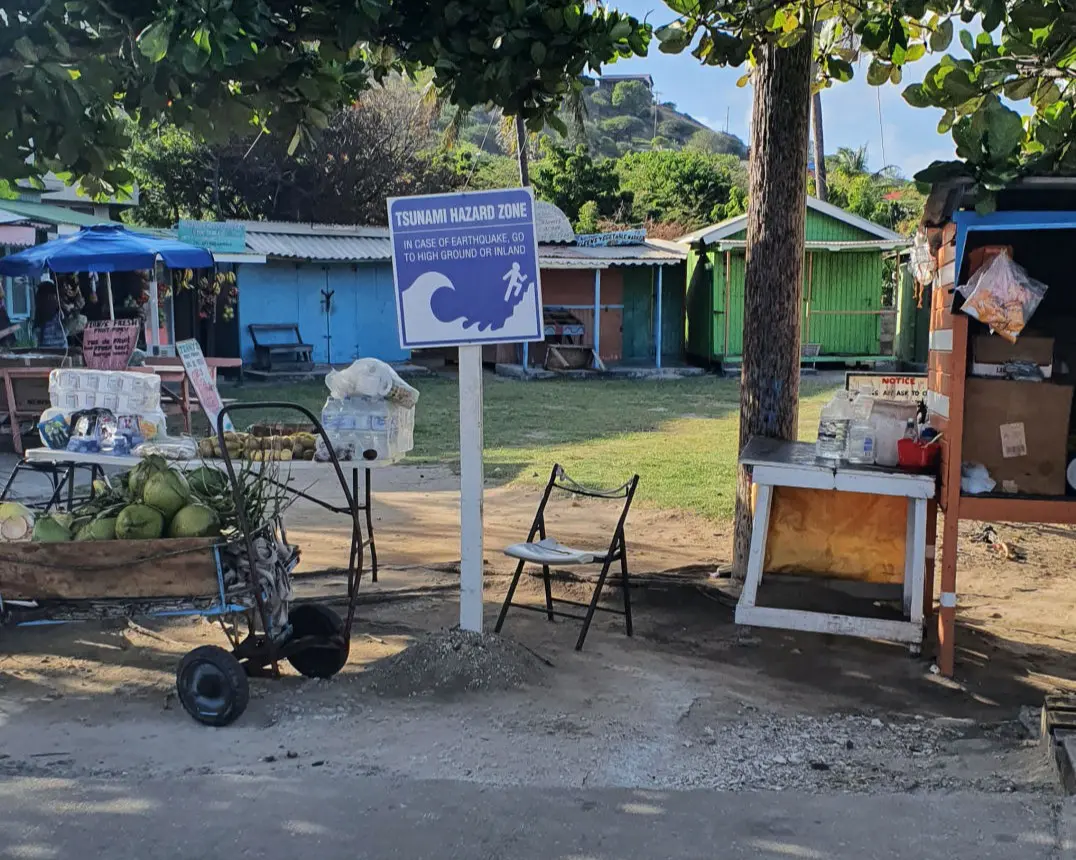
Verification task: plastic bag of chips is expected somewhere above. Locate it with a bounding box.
[959,252,1047,343]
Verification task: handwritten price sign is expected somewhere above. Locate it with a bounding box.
[82,320,140,370]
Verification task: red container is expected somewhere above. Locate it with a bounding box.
[897,438,940,472]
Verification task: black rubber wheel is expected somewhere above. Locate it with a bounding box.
[176,645,250,727]
[286,603,350,679]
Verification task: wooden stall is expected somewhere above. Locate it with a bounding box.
[923,179,1076,676]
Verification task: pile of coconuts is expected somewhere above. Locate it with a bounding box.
[32,456,230,543]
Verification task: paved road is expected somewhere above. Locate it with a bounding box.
[0,772,1067,859]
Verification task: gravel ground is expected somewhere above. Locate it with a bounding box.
[659,707,1048,793]
[358,629,548,698]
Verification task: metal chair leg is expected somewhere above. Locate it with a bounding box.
[576,557,614,651]
[365,468,378,583]
[495,559,527,633]
[541,564,554,620]
[619,544,633,637]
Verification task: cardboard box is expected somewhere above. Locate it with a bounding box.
[971,334,1054,378]
[963,378,1074,495]
[968,245,1014,277]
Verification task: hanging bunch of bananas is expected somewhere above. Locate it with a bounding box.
[170,269,238,323]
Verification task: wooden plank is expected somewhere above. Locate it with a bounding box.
[958,496,1076,525]
[0,538,221,600]
[735,605,924,645]
[740,483,773,609]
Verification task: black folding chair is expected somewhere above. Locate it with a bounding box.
[494,464,639,650]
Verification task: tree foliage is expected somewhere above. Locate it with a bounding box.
[616,150,747,226]
[655,0,1076,195]
[600,115,648,142]
[2,0,649,195]
[127,80,459,226]
[610,80,654,116]
[684,128,749,158]
[532,143,632,224]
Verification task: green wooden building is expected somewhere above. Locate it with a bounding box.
[681,197,910,365]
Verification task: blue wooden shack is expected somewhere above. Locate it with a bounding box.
[233,222,407,365]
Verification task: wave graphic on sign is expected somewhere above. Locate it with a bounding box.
[402,271,538,341]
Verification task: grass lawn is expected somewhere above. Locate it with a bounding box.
[221,374,839,521]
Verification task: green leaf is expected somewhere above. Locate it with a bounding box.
[655,22,692,54]
[959,29,974,54]
[563,5,581,31]
[736,72,750,87]
[547,114,568,136]
[941,68,976,100]
[825,57,854,82]
[938,109,956,133]
[929,18,953,51]
[902,83,932,107]
[287,125,302,156]
[13,37,38,63]
[192,26,211,54]
[889,64,902,84]
[1003,77,1038,101]
[985,104,1024,159]
[530,42,546,64]
[663,0,700,13]
[137,21,172,63]
[866,59,891,85]
[904,43,926,63]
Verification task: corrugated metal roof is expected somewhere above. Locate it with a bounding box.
[678,196,910,245]
[0,199,113,228]
[712,239,909,251]
[232,220,389,238]
[244,231,392,261]
[538,242,686,269]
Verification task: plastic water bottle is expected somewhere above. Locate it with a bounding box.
[816,393,853,460]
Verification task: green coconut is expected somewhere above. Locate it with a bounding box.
[0,502,34,542]
[187,466,228,499]
[168,503,221,539]
[128,455,171,502]
[115,504,165,540]
[142,470,192,519]
[76,517,117,541]
[32,516,73,542]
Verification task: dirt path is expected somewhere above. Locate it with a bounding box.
[2,464,1074,796]
[285,464,727,577]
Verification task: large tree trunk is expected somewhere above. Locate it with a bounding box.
[515,115,530,186]
[811,91,828,202]
[732,35,813,578]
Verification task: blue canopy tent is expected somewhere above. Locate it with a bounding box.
[0,224,214,353]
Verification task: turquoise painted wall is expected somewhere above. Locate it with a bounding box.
[237,261,409,365]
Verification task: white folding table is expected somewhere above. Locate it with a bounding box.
[736,437,935,648]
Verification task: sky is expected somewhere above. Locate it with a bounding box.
[606,0,960,179]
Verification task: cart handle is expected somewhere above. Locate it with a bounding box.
[213,401,361,668]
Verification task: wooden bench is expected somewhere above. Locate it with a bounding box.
[248,323,314,373]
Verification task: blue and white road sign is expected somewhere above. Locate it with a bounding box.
[387,187,543,349]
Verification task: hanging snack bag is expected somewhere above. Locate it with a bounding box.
[959,252,1048,343]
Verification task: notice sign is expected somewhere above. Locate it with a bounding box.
[178,220,247,254]
[82,319,139,370]
[845,373,927,404]
[176,339,233,432]
[387,187,543,349]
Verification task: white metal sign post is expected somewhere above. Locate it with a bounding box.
[388,188,543,632]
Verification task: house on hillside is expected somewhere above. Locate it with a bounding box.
[200,202,687,370]
[596,74,654,92]
[679,197,911,367]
